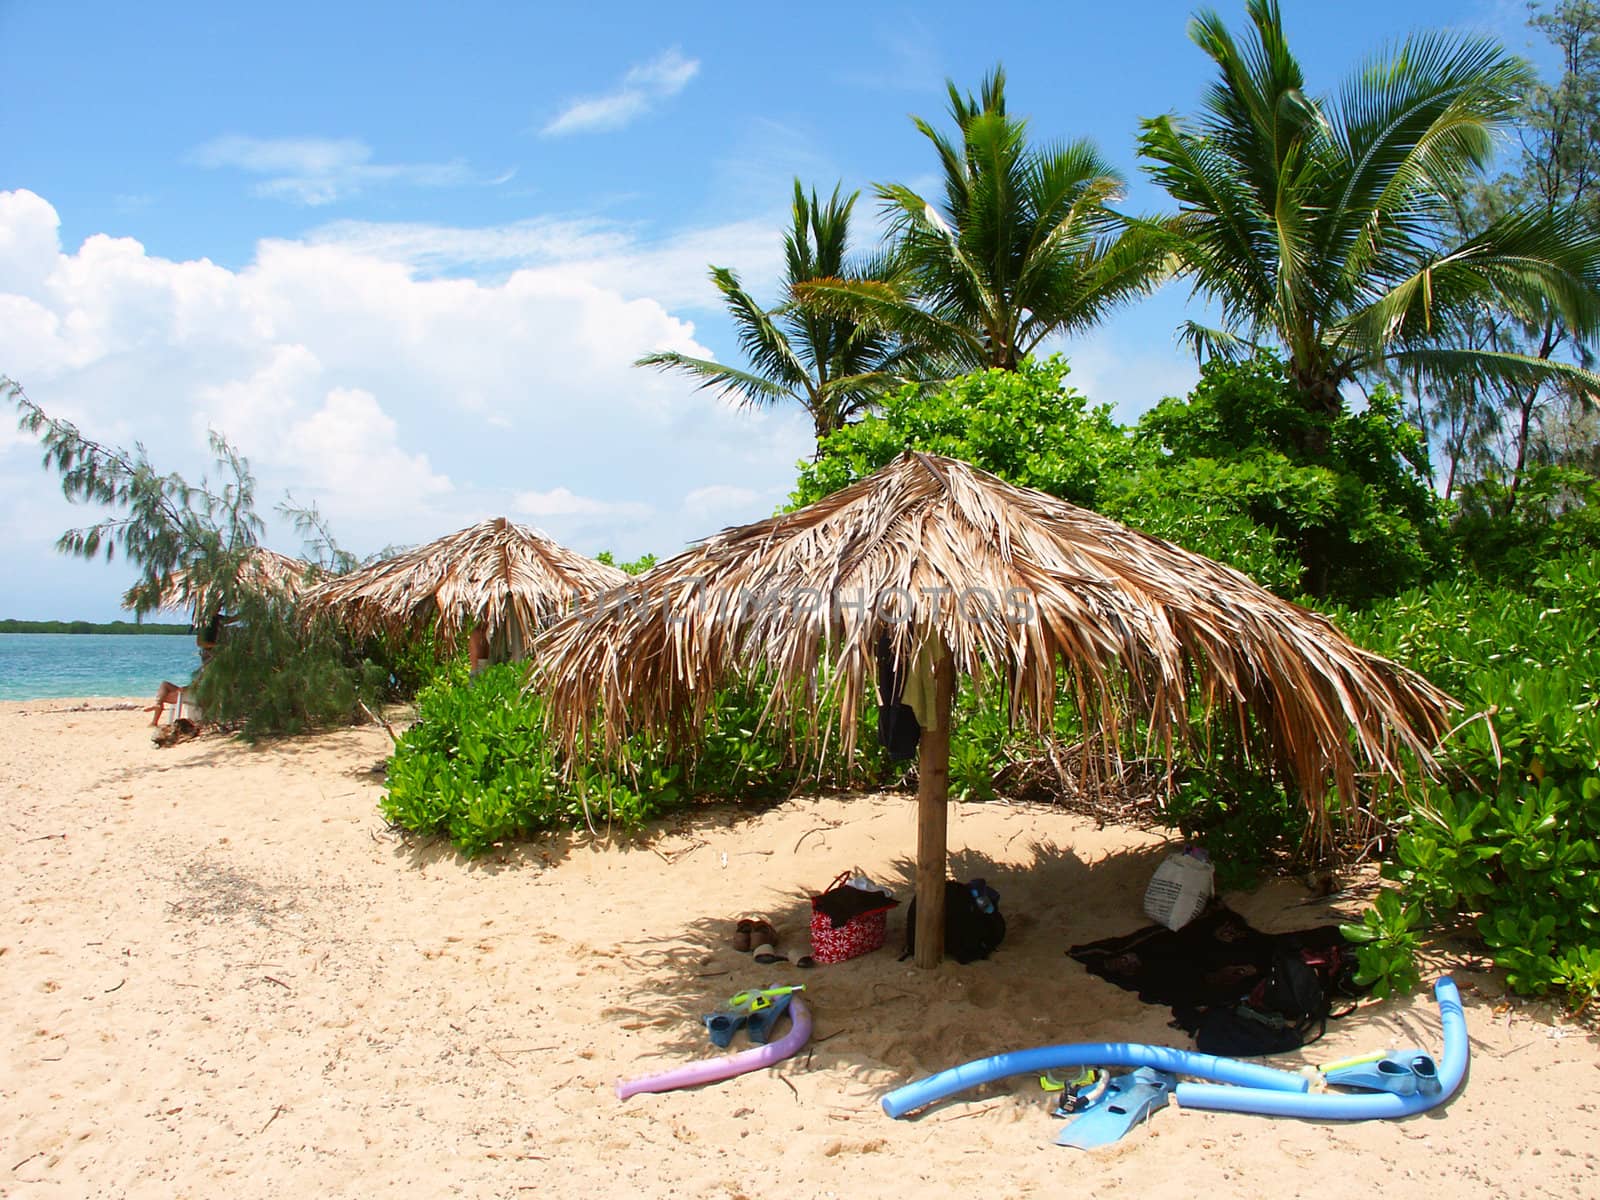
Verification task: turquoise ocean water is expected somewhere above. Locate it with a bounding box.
[0,634,202,701]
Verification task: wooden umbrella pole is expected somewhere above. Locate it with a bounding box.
[913,640,955,969]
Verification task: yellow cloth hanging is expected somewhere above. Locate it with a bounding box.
[900,637,942,732]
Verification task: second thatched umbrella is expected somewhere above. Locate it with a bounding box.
[302,517,628,659]
[130,546,322,623]
[536,452,1456,967]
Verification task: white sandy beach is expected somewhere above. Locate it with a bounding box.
[3,699,1597,1199]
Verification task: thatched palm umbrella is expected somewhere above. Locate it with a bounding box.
[134,546,321,623]
[536,452,1456,967]
[302,517,628,659]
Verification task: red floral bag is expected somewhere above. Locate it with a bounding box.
[809,871,897,964]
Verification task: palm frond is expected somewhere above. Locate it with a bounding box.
[1386,346,1600,403]
[1178,320,1263,364]
[794,277,988,368]
[634,350,791,408]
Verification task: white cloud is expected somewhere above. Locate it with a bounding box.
[542,48,700,137]
[682,483,761,520]
[0,188,812,619]
[513,486,650,520]
[308,212,786,312]
[190,135,496,206]
[0,189,62,301]
[284,387,454,519]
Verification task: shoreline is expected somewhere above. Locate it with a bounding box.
[2,702,1596,1197]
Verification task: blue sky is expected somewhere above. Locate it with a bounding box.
[1,0,1540,620]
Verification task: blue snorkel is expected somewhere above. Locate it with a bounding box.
[882,1039,1308,1118]
[882,976,1467,1124]
[1174,976,1466,1119]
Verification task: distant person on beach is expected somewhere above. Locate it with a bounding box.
[468,625,491,677]
[197,610,226,666]
[146,680,184,726]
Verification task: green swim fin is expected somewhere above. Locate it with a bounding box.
[1055,1067,1175,1149]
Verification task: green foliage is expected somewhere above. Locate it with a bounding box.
[365,620,463,702]
[1139,0,1600,419]
[793,355,1447,606]
[1340,889,1424,1000]
[1451,466,1600,582]
[1336,555,1600,1004]
[792,357,1135,507]
[1423,2,1600,514]
[384,665,570,853]
[190,590,388,739]
[384,666,876,856]
[1161,751,1300,891]
[595,550,659,576]
[1113,356,1446,603]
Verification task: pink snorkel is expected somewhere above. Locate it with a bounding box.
[615,998,813,1100]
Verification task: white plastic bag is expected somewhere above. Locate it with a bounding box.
[1143,851,1214,931]
[846,869,893,898]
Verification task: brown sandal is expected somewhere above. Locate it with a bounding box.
[732,917,756,953]
[748,919,783,963]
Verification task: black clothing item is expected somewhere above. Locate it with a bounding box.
[875,634,921,760]
[1068,905,1359,1034]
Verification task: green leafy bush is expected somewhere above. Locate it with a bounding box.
[1162,756,1302,891]
[1115,356,1446,603]
[383,665,876,856]
[792,356,1136,509]
[1451,467,1600,584]
[190,589,388,739]
[1339,889,1423,999]
[363,620,463,702]
[1336,555,1600,1005]
[595,550,659,575]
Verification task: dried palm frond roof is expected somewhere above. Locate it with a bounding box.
[537,452,1457,853]
[133,547,322,622]
[302,517,628,656]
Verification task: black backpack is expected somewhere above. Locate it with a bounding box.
[903,879,1006,964]
[1194,947,1332,1056]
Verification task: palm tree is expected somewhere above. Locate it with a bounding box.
[797,69,1171,373]
[635,181,908,445]
[1140,0,1600,421]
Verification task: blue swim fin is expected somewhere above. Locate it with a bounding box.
[1055,1068,1174,1149]
[702,1011,748,1048]
[746,993,793,1044]
[1323,1049,1434,1096]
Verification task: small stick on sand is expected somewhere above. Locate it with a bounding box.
[357,700,400,746]
[258,1105,286,1134]
[938,1099,1003,1122]
[793,826,833,853]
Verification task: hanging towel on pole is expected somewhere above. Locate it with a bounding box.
[900,636,941,732]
